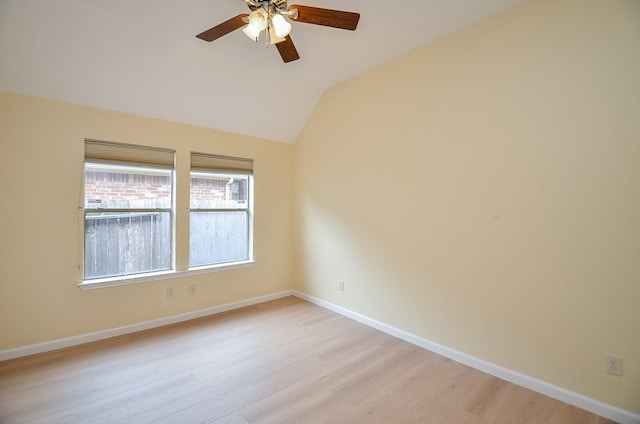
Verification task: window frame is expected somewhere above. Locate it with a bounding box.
[83,163,175,281]
[78,141,255,290]
[188,152,254,269]
[188,171,254,268]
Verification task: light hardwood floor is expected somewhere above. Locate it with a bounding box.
[0,296,616,423]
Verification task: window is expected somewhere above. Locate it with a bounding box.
[189,152,253,267]
[84,140,175,280]
[82,141,254,285]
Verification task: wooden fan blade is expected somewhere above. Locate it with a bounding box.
[275,35,300,63]
[196,14,248,42]
[289,5,360,30]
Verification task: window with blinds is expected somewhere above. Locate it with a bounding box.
[189,152,253,267]
[83,139,175,280]
[82,140,254,284]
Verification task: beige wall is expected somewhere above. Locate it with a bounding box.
[1,0,638,416]
[0,91,294,350]
[294,0,640,413]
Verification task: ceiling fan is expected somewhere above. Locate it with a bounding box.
[196,0,360,63]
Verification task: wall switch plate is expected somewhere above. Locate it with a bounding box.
[338,280,344,291]
[605,355,622,376]
[189,284,197,295]
[166,287,175,299]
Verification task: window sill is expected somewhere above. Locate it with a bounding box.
[78,260,255,290]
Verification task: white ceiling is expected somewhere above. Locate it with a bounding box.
[0,0,526,143]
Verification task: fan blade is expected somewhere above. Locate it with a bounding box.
[196,14,249,42]
[275,35,300,63]
[289,5,360,31]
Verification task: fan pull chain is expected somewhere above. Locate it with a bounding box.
[264,0,270,48]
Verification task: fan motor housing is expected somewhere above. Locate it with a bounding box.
[246,0,288,12]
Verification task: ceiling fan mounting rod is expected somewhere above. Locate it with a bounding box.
[242,0,261,8]
[241,0,298,20]
[242,0,287,11]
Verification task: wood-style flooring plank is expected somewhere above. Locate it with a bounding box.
[0,296,617,424]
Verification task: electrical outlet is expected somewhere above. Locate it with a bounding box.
[338,280,344,291]
[605,355,622,376]
[189,284,197,295]
[166,287,175,299]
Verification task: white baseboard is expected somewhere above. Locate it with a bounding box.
[0,290,293,362]
[293,290,640,424]
[2,288,637,423]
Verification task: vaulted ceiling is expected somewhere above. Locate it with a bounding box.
[0,0,527,143]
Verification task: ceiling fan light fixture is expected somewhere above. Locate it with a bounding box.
[269,28,286,45]
[248,8,268,31]
[242,23,261,41]
[271,13,292,38]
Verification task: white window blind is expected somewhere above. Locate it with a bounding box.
[85,139,175,169]
[190,152,253,174]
